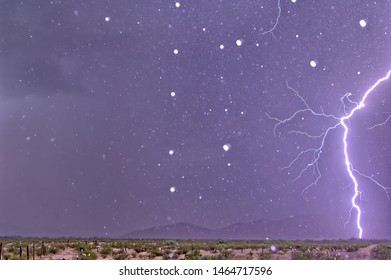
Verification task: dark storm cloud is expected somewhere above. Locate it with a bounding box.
[0,0,146,99]
[0,1,83,98]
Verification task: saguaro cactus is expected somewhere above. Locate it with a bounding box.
[27,245,30,260]
[33,242,35,260]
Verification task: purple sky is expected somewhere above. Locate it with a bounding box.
[0,0,390,239]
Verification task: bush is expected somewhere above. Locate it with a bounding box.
[373,246,391,260]
[346,245,359,252]
[217,250,232,260]
[164,240,177,246]
[177,245,191,255]
[49,246,59,254]
[292,251,314,260]
[113,251,128,260]
[79,252,97,260]
[187,250,201,260]
[258,252,272,260]
[100,246,113,259]
[292,251,331,260]
[133,244,145,253]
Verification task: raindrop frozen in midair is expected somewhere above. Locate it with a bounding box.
[223,144,231,151]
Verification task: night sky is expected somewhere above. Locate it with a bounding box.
[0,0,390,239]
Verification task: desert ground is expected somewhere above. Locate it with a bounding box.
[0,239,390,260]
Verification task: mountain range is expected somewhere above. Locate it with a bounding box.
[121,215,355,240]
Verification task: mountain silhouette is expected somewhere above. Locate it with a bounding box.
[121,215,357,240]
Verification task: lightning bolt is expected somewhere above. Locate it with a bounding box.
[262,0,281,38]
[267,70,391,239]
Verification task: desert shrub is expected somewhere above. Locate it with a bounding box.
[148,247,161,259]
[79,252,97,260]
[345,245,359,252]
[258,252,272,260]
[75,243,97,260]
[208,244,217,252]
[133,244,146,253]
[35,248,43,257]
[6,245,17,254]
[217,250,232,260]
[187,250,201,260]
[373,246,391,260]
[48,246,59,254]
[114,241,128,249]
[164,240,177,246]
[177,245,191,255]
[292,251,314,260]
[100,246,113,258]
[194,243,208,251]
[233,242,252,250]
[113,251,128,260]
[296,244,313,252]
[292,251,330,260]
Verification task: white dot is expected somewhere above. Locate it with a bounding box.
[357,71,361,75]
[169,150,174,155]
[236,39,242,46]
[173,49,179,54]
[175,2,180,8]
[310,60,317,67]
[291,0,297,2]
[26,136,31,141]
[359,19,367,27]
[170,187,176,193]
[295,34,299,38]
[105,17,110,22]
[223,144,231,152]
[227,163,231,166]
[220,44,224,50]
[202,28,206,32]
[171,91,176,97]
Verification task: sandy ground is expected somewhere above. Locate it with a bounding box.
[335,244,377,260]
[40,248,78,260]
